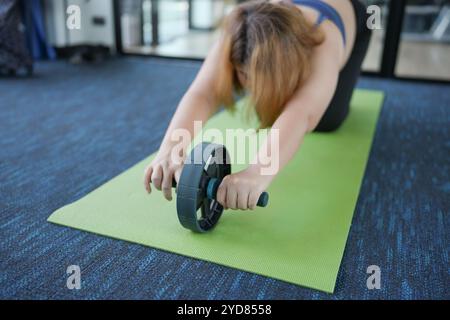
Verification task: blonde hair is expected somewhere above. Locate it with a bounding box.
[215,0,324,128]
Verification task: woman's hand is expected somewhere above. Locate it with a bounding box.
[216,167,273,210]
[143,151,184,201]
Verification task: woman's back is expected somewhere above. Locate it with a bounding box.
[285,0,357,68]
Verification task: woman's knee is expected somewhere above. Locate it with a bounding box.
[314,120,345,133]
[314,106,351,132]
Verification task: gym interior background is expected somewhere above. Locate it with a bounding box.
[0,0,448,300]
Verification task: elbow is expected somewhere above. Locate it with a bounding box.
[305,112,320,134]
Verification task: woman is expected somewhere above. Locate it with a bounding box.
[144,0,372,210]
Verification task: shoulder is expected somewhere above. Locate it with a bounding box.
[312,28,345,69]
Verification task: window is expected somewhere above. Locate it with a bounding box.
[395,0,450,80]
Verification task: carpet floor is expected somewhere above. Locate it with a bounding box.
[0,57,448,299]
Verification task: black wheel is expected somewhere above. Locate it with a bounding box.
[176,142,231,232]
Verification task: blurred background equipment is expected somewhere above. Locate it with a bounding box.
[0,0,33,76]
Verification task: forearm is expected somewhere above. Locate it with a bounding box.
[249,107,310,182]
[247,47,339,182]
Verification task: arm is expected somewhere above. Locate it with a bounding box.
[144,38,225,200]
[216,39,342,210]
[253,41,341,177]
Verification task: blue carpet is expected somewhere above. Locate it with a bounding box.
[0,57,448,299]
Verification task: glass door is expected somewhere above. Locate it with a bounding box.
[395,0,450,81]
[362,0,391,73]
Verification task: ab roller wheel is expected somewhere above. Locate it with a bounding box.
[172,142,269,233]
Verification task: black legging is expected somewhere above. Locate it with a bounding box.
[314,0,372,132]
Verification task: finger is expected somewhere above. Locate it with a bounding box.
[174,167,182,184]
[151,165,163,191]
[248,191,259,210]
[226,187,238,210]
[161,166,173,201]
[237,190,250,210]
[143,165,153,193]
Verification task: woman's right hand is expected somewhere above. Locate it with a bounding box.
[143,151,183,201]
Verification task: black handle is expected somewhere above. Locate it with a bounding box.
[173,178,269,207]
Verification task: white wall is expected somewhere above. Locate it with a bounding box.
[44,0,115,49]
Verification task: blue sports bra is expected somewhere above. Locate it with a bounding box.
[293,0,347,46]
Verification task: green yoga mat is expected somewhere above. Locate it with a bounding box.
[48,89,384,293]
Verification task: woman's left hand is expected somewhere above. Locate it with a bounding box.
[216,167,273,210]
